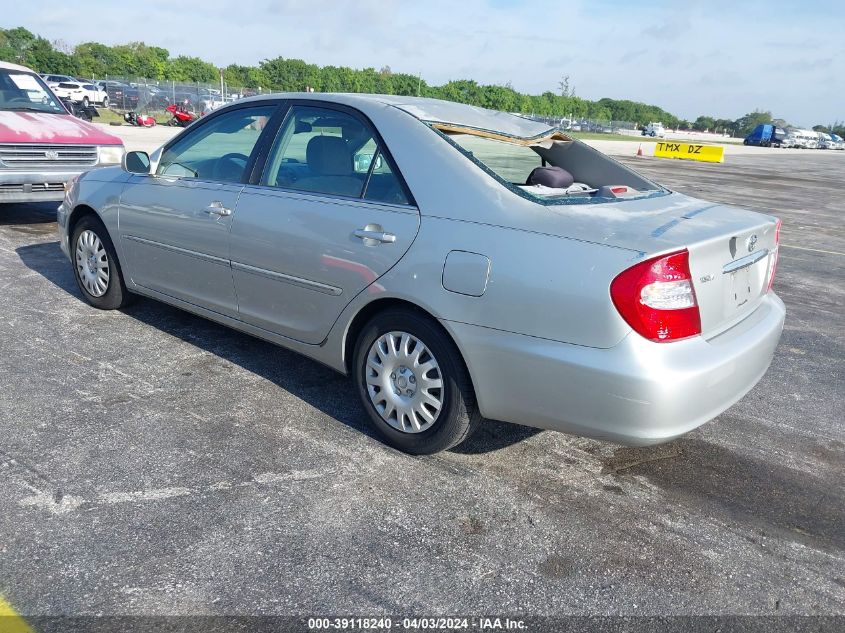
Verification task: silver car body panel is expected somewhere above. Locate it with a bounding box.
[230,186,420,344]
[58,94,785,445]
[118,174,241,318]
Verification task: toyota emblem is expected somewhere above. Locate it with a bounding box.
[45,150,60,160]
[746,234,758,252]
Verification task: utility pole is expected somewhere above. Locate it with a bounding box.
[417,72,421,97]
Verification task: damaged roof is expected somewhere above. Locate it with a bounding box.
[369,95,557,140]
[251,92,559,141]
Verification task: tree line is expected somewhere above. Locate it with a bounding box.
[2,26,841,137]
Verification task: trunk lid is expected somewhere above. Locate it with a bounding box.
[545,192,780,337]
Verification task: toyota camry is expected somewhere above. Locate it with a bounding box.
[57,94,785,454]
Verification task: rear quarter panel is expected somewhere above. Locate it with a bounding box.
[373,216,637,349]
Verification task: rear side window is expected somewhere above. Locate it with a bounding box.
[448,133,541,184]
[157,106,275,182]
[263,105,410,205]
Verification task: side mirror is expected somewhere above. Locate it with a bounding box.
[123,151,151,174]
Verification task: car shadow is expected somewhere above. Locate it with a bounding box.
[16,240,536,454]
[0,202,58,228]
[602,435,845,552]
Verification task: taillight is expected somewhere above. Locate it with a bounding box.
[610,249,701,342]
[767,218,781,292]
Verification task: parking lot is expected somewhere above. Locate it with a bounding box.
[0,148,843,622]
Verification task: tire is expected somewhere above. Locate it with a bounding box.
[71,215,132,310]
[103,96,109,108]
[353,309,481,454]
[82,96,89,107]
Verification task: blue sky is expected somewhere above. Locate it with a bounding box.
[7,0,844,125]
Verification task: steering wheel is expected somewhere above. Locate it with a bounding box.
[212,152,249,182]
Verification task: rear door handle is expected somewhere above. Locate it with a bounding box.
[203,201,232,217]
[354,227,396,244]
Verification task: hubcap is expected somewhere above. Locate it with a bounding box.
[75,229,110,297]
[365,331,444,433]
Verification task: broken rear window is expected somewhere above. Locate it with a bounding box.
[440,128,666,205]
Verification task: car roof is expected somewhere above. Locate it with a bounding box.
[239,92,556,140]
[1,60,39,74]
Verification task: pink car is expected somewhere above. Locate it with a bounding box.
[0,60,124,204]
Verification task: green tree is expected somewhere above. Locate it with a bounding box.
[260,57,322,91]
[0,23,708,127]
[166,56,218,82]
[733,110,773,136]
[692,115,715,131]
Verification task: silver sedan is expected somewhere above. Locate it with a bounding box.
[57,94,785,454]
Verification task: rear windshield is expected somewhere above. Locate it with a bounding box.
[444,131,666,205]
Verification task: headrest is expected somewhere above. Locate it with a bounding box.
[306,136,352,176]
[526,165,574,188]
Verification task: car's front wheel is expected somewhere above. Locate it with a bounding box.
[102,96,109,108]
[82,96,89,107]
[71,215,132,310]
[353,309,481,454]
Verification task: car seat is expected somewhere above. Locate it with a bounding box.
[290,136,364,197]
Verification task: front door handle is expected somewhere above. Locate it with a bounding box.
[354,226,396,244]
[203,201,232,217]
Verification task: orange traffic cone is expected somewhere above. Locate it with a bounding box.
[636,143,643,157]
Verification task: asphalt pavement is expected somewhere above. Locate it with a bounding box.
[0,151,842,625]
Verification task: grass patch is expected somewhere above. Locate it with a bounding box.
[91,108,172,126]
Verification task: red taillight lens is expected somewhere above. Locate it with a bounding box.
[610,249,702,342]
[767,218,781,292]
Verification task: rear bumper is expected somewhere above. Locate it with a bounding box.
[445,293,785,445]
[0,170,87,203]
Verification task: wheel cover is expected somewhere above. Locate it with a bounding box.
[365,331,444,433]
[75,229,110,297]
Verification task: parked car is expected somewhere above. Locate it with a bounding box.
[97,81,140,109]
[57,94,784,454]
[0,61,124,204]
[642,122,666,137]
[39,73,79,87]
[51,81,109,108]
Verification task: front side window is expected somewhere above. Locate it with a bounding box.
[157,105,275,182]
[263,105,409,204]
[0,70,65,113]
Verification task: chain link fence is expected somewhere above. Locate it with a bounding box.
[520,114,639,134]
[78,75,258,115]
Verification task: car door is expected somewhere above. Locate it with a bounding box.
[230,102,420,344]
[118,103,279,317]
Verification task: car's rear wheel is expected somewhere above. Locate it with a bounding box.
[353,309,481,454]
[71,215,131,310]
[102,96,109,108]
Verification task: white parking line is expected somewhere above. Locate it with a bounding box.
[780,243,845,256]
